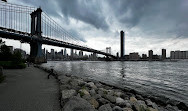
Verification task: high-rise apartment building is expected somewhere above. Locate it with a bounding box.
[162,49,166,60]
[120,30,124,58]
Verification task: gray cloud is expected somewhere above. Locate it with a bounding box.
[57,0,109,30]
[7,0,188,55]
[108,0,188,38]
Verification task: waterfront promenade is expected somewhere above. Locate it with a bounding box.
[0,65,60,111]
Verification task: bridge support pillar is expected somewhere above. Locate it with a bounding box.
[30,8,46,63]
[30,41,46,63]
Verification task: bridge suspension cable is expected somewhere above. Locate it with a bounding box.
[0,1,111,55]
[0,1,36,33]
[41,12,86,46]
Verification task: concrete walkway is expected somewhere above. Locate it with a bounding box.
[0,66,61,111]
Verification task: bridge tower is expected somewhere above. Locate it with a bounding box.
[30,8,46,63]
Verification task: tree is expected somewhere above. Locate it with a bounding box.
[0,45,12,61]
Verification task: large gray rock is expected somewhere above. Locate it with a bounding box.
[104,95,116,103]
[132,100,147,111]
[112,106,124,111]
[98,98,110,105]
[79,89,90,97]
[116,97,126,106]
[123,107,133,111]
[165,104,180,111]
[95,82,103,88]
[63,96,95,111]
[98,104,112,111]
[60,84,72,90]
[90,89,96,96]
[61,89,76,100]
[145,99,159,110]
[107,90,115,96]
[114,91,123,97]
[87,82,97,89]
[93,94,102,100]
[89,97,99,109]
[124,100,132,108]
[60,76,71,84]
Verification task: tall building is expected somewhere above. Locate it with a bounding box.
[61,49,64,56]
[182,51,186,59]
[175,50,180,59]
[129,52,139,60]
[162,49,166,60]
[171,50,188,59]
[170,51,175,59]
[120,30,124,58]
[148,50,153,60]
[186,51,188,59]
[116,52,119,58]
[51,49,55,60]
[71,49,74,58]
[79,50,83,57]
[64,48,67,57]
[142,54,147,59]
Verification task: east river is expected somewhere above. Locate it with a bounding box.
[41,61,188,105]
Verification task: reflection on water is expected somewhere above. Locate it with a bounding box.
[41,61,188,105]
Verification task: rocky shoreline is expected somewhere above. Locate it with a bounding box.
[37,65,187,111]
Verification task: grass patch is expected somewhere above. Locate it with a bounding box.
[0,61,26,69]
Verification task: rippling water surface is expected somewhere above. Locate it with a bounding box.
[41,61,188,105]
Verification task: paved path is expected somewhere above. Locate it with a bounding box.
[0,66,61,111]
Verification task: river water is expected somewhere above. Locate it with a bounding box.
[41,61,188,105]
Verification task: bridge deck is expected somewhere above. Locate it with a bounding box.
[0,27,116,58]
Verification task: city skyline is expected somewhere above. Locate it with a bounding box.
[2,0,188,56]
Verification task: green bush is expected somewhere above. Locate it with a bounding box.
[0,61,26,69]
[0,41,26,69]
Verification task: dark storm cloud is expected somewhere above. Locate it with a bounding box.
[108,0,153,28]
[57,0,109,30]
[19,0,60,17]
[108,0,188,38]
[15,0,188,38]
[68,29,86,42]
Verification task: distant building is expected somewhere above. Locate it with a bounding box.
[106,47,111,54]
[186,51,188,59]
[120,30,125,58]
[71,49,74,58]
[46,50,51,60]
[124,55,129,60]
[42,48,45,57]
[64,48,67,57]
[170,51,175,59]
[182,51,186,59]
[61,49,64,56]
[162,49,166,60]
[153,54,160,60]
[142,54,147,59]
[148,50,153,60]
[171,50,188,59]
[116,52,119,58]
[51,49,55,60]
[79,51,83,57]
[7,46,13,54]
[129,52,139,60]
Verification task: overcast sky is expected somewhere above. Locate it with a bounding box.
[3,0,188,57]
